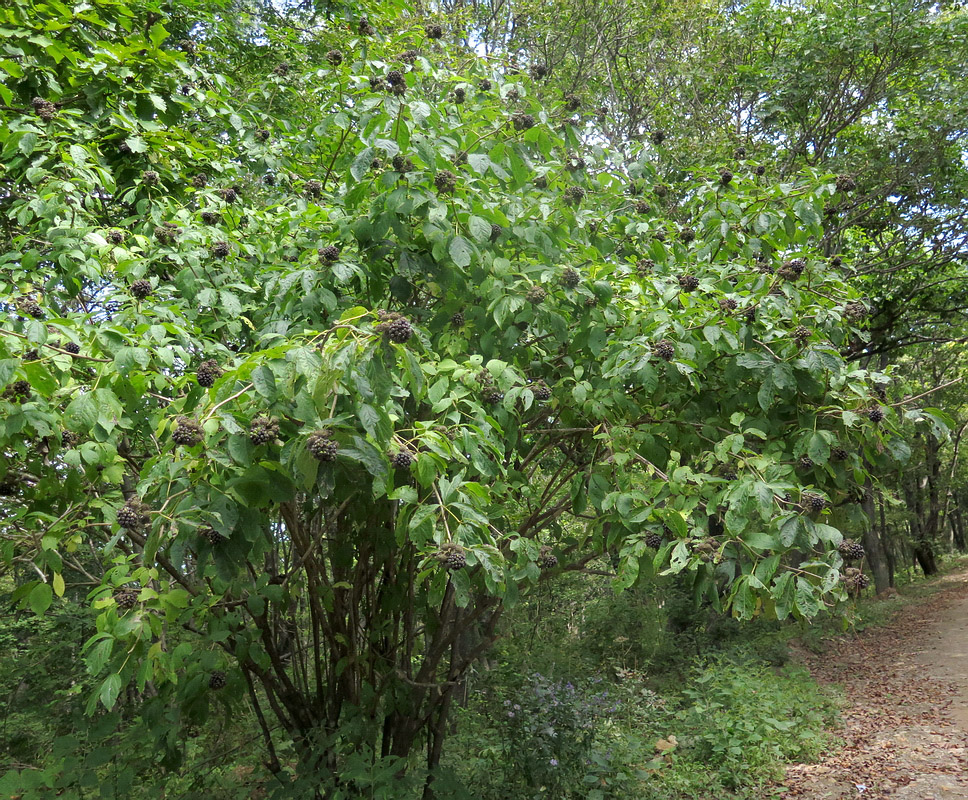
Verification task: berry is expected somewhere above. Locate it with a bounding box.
[6,379,31,399]
[196,359,222,388]
[779,258,805,279]
[564,185,585,205]
[480,79,492,91]
[743,306,757,323]
[636,259,654,277]
[263,172,276,186]
[532,382,551,401]
[525,285,547,305]
[830,256,843,267]
[677,274,699,292]
[565,152,586,172]
[399,49,419,64]
[798,456,814,471]
[635,200,651,214]
[564,93,581,111]
[867,406,886,423]
[218,187,238,203]
[307,431,338,461]
[273,62,290,77]
[679,227,696,244]
[650,130,666,145]
[117,501,148,530]
[192,174,208,189]
[154,222,179,245]
[735,147,747,159]
[832,447,850,461]
[439,545,466,570]
[391,450,413,469]
[801,493,826,513]
[843,567,869,592]
[305,180,322,198]
[425,23,444,39]
[391,154,413,173]
[172,417,203,447]
[64,342,80,355]
[490,223,503,242]
[208,670,227,690]
[326,49,342,66]
[482,386,504,404]
[256,128,270,142]
[369,75,387,92]
[755,165,766,176]
[530,63,549,79]
[107,229,126,245]
[434,170,458,194]
[654,340,675,361]
[560,268,581,288]
[839,539,865,561]
[645,532,662,549]
[719,297,738,311]
[538,546,558,569]
[384,316,414,343]
[249,416,279,445]
[358,17,374,35]
[653,184,669,198]
[794,325,811,344]
[719,169,733,186]
[115,589,139,610]
[454,87,466,104]
[61,430,80,448]
[450,311,465,327]
[534,175,548,189]
[845,301,868,321]
[129,279,152,300]
[210,241,230,258]
[386,70,405,87]
[22,350,38,361]
[319,244,341,263]
[142,170,160,185]
[836,175,856,193]
[200,526,224,545]
[512,113,535,131]
[201,210,220,225]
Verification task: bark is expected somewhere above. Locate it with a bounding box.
[861,482,892,593]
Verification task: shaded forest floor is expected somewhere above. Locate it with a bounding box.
[777,568,968,800]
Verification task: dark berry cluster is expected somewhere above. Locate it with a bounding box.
[358,16,374,35]
[512,112,535,131]
[61,430,80,448]
[635,200,651,214]
[249,416,279,445]
[530,63,549,79]
[718,297,738,311]
[391,154,414,173]
[534,175,548,189]
[564,93,581,111]
[844,301,868,321]
[172,417,203,447]
[839,539,865,561]
[538,546,557,569]
[755,165,766,176]
[218,187,238,203]
[677,274,699,292]
[425,23,444,39]
[256,128,270,142]
[525,285,547,305]
[654,339,675,361]
[208,670,227,690]
[843,567,869,592]
[438,543,466,570]
[434,170,458,194]
[801,493,826,513]
[778,259,805,280]
[154,222,180,245]
[832,447,850,461]
[107,229,126,245]
[489,223,503,242]
[454,87,466,104]
[326,49,343,66]
[719,169,733,186]
[200,526,224,545]
[565,152,586,171]
[32,96,56,121]
[319,244,341,263]
[376,313,414,343]
[192,174,208,189]
[481,385,504,405]
[645,531,663,549]
[142,170,160,186]
[564,185,585,205]
[636,259,654,277]
[399,49,419,64]
[386,70,405,88]
[307,430,339,461]
[450,311,465,327]
[117,500,149,531]
[210,241,230,258]
[369,75,387,92]
[650,130,666,145]
[273,62,290,77]
[480,79,492,91]
[115,589,139,610]
[679,227,696,244]
[391,450,414,469]
[196,359,222,388]
[304,180,322,198]
[560,267,581,288]
[532,381,552,401]
[793,325,811,345]
[63,342,80,355]
[201,210,220,225]
[798,456,814,471]
[835,175,856,193]
[867,406,886,423]
[4,379,31,401]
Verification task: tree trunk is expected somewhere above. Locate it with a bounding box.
[861,482,891,593]
[878,495,895,586]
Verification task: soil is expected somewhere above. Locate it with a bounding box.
[778,571,968,800]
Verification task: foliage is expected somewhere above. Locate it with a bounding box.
[0,0,913,792]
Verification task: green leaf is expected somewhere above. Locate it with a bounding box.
[98,674,122,710]
[251,365,277,400]
[29,582,53,615]
[449,236,473,267]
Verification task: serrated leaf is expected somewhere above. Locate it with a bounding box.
[449,236,473,267]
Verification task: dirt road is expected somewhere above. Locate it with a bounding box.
[780,571,968,800]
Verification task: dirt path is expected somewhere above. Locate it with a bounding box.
[780,571,968,800]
